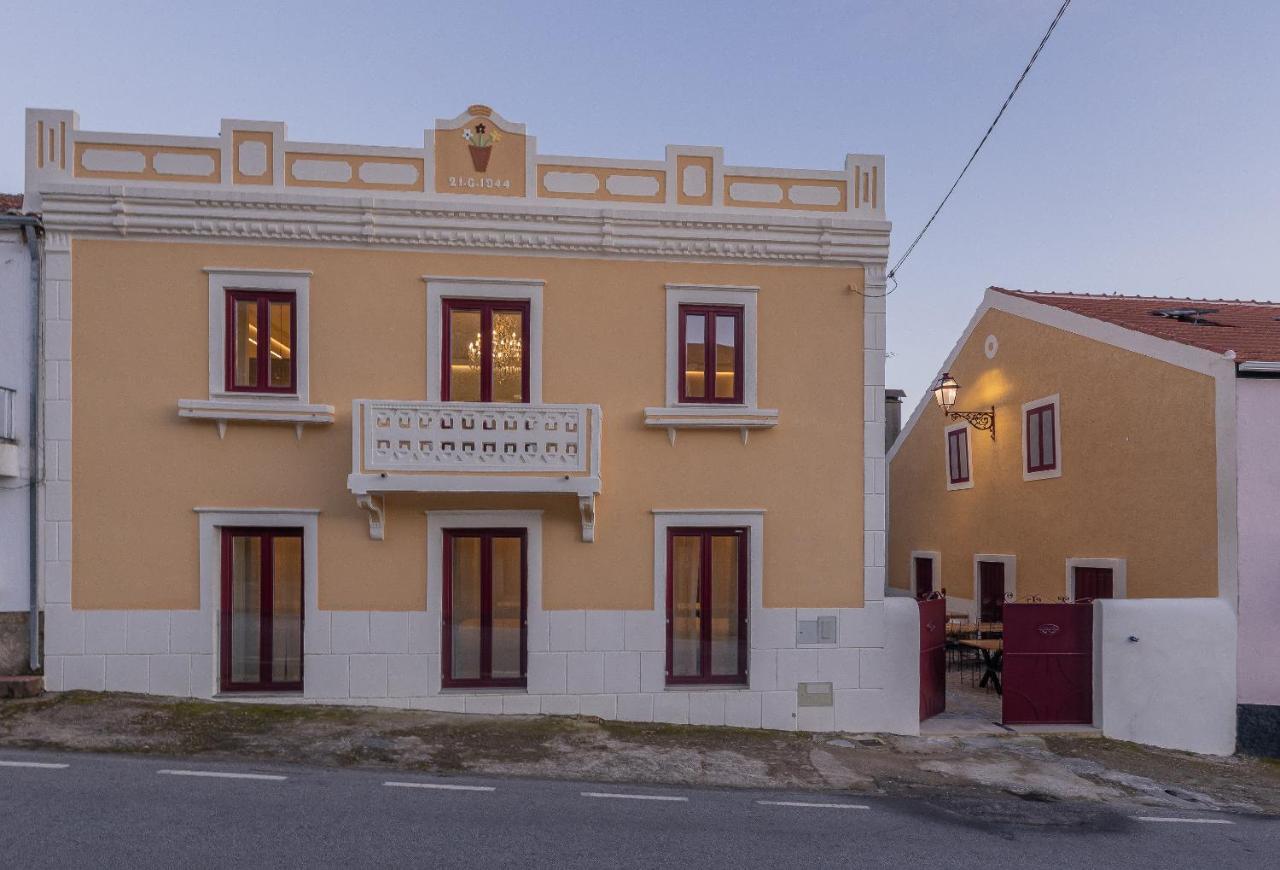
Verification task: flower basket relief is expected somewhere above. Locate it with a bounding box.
[462,121,502,173]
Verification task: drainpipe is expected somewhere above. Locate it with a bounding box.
[1,212,44,672]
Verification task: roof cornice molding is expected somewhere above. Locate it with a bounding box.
[36,183,890,266]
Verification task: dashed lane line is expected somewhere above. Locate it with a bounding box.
[757,800,871,810]
[1133,817,1234,825]
[384,781,496,792]
[0,760,70,769]
[157,769,287,781]
[581,792,688,802]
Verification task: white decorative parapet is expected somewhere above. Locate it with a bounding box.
[347,400,603,541]
[24,106,887,222]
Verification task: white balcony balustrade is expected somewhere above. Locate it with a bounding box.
[348,400,603,542]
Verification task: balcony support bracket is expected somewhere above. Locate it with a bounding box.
[357,494,386,541]
[578,494,596,543]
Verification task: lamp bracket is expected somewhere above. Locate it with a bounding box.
[948,407,996,440]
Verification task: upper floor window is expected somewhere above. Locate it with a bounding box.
[442,298,530,403]
[225,290,296,393]
[679,304,743,404]
[945,423,972,489]
[1023,394,1061,480]
[204,268,312,404]
[425,278,543,404]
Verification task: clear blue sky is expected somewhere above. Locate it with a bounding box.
[4,1,1278,403]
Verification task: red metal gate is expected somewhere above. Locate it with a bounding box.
[919,595,946,720]
[1002,602,1093,725]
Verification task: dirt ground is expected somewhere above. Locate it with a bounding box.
[2,692,1277,815]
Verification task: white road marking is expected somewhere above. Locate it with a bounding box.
[157,769,287,781]
[1133,816,1234,825]
[581,791,688,802]
[758,800,871,810]
[0,760,69,769]
[384,781,495,792]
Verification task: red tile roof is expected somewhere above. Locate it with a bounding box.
[991,286,1280,364]
[0,193,22,212]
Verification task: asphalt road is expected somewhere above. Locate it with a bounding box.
[0,749,1275,869]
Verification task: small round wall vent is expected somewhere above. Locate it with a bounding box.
[984,334,999,359]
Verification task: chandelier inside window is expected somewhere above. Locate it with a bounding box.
[467,320,523,375]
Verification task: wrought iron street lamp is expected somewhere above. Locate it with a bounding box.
[930,372,996,439]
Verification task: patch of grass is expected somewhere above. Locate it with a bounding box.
[383,716,578,771]
[599,718,794,748]
[133,699,362,753]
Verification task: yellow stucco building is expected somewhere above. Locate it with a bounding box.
[887,286,1279,755]
[24,105,918,732]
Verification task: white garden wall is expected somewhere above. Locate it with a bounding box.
[1094,598,1236,756]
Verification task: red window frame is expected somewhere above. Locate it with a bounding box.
[665,527,749,686]
[1073,566,1114,600]
[947,426,970,485]
[442,528,528,689]
[978,560,1006,623]
[677,303,744,404]
[219,527,304,693]
[224,289,297,394]
[440,298,531,403]
[1025,402,1058,473]
[914,556,935,596]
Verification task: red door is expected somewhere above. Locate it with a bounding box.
[1073,567,1113,600]
[919,596,946,720]
[915,557,934,597]
[978,560,1005,622]
[1002,602,1093,725]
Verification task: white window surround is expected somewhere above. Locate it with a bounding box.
[195,507,321,698]
[943,421,974,491]
[178,268,334,438]
[972,554,1016,621]
[910,550,941,596]
[651,509,764,690]
[1066,557,1127,600]
[424,276,544,404]
[1021,393,1063,481]
[645,284,777,444]
[426,510,544,692]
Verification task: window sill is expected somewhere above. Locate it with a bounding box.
[643,405,779,445]
[1023,467,1063,482]
[178,398,335,440]
[665,682,751,691]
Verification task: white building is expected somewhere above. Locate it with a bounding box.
[0,194,41,678]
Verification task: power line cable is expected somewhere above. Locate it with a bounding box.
[873,0,1072,297]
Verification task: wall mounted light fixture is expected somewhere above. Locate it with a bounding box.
[931,372,996,440]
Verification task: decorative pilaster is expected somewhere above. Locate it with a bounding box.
[862,260,889,603]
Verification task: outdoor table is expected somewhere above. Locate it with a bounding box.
[948,621,1003,637]
[957,638,1003,694]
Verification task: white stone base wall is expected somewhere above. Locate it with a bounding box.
[42,599,920,734]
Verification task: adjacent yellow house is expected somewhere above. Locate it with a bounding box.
[25,105,918,732]
[888,286,1280,755]
[887,287,1228,612]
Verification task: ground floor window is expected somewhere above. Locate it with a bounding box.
[1072,566,1114,600]
[914,555,935,596]
[977,559,1006,622]
[220,528,303,692]
[666,527,748,685]
[443,528,527,688]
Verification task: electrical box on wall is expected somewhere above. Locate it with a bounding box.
[0,442,18,477]
[797,615,837,645]
[797,682,834,707]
